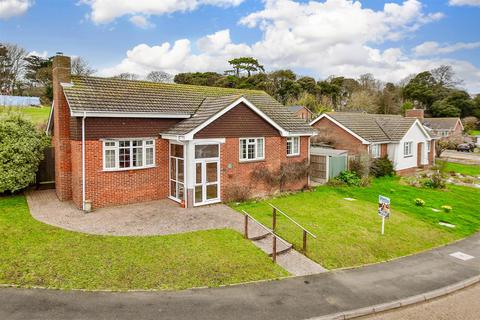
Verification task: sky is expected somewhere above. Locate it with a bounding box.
[1,0,480,93]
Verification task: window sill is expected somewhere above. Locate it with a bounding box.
[403,155,413,158]
[287,153,301,158]
[102,165,156,172]
[239,159,266,164]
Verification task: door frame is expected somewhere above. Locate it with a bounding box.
[168,141,186,204]
[193,143,221,206]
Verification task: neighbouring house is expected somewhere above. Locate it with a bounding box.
[310,112,436,175]
[405,109,464,142]
[288,105,314,122]
[47,55,315,210]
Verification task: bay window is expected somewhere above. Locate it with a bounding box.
[239,137,264,161]
[103,138,155,170]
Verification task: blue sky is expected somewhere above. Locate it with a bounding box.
[1,0,480,92]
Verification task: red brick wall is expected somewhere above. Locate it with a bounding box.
[52,56,72,201]
[405,109,424,121]
[311,117,368,155]
[451,120,463,142]
[220,136,309,199]
[295,108,312,122]
[71,138,170,209]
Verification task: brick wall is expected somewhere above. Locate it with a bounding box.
[295,108,312,122]
[71,138,170,209]
[311,117,368,155]
[52,55,72,201]
[220,136,308,199]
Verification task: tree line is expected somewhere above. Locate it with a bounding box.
[2,42,479,120]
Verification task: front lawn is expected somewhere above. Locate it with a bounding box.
[234,177,480,269]
[0,106,51,126]
[438,161,480,176]
[0,195,287,290]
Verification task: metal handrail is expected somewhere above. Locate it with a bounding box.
[241,210,291,247]
[267,203,317,239]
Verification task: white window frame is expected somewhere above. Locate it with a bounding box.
[287,137,300,156]
[239,137,265,162]
[371,144,381,158]
[403,141,413,158]
[427,141,431,152]
[102,138,156,171]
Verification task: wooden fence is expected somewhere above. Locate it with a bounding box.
[36,147,55,186]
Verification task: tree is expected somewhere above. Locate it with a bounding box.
[297,76,317,95]
[430,90,474,117]
[431,65,462,88]
[146,70,173,83]
[268,69,300,104]
[345,90,380,113]
[0,114,49,193]
[71,57,96,76]
[0,43,27,95]
[23,55,53,103]
[228,57,264,77]
[403,71,438,109]
[174,72,223,86]
[112,72,139,80]
[379,83,401,114]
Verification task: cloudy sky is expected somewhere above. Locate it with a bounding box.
[1,0,480,92]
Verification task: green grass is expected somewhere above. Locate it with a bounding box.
[0,195,287,290]
[438,161,480,176]
[234,177,480,269]
[469,130,480,136]
[0,106,51,126]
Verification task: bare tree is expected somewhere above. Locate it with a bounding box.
[71,57,96,76]
[0,43,27,94]
[112,72,139,80]
[146,70,173,83]
[431,65,462,88]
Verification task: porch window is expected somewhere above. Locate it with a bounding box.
[403,141,413,158]
[103,138,155,170]
[371,144,381,158]
[239,138,264,161]
[287,137,300,156]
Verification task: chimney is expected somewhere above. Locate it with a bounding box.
[52,53,72,201]
[405,108,424,121]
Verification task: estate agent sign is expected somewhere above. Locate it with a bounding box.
[378,195,391,235]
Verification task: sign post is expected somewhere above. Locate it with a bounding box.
[378,195,391,235]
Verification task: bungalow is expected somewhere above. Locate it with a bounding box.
[310,112,435,175]
[288,105,314,122]
[405,109,463,142]
[47,55,315,210]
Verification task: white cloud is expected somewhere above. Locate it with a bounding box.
[413,41,480,56]
[99,0,480,93]
[449,0,480,7]
[0,0,33,19]
[28,50,48,58]
[80,0,244,25]
[129,15,154,29]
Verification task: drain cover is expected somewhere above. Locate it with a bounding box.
[449,251,475,261]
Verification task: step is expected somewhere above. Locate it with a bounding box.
[253,233,293,256]
[248,232,270,241]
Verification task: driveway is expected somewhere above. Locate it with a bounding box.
[440,150,480,165]
[1,232,478,320]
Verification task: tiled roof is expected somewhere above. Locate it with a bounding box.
[423,118,460,130]
[63,76,314,135]
[288,105,312,114]
[327,112,426,142]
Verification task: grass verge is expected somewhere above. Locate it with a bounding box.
[234,177,480,269]
[438,160,480,176]
[0,195,287,290]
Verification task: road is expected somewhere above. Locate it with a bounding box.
[362,283,480,320]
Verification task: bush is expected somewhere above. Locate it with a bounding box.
[0,114,49,193]
[349,152,371,177]
[370,156,395,177]
[336,171,361,186]
[251,160,310,191]
[422,172,446,189]
[441,205,452,213]
[415,198,425,207]
[224,184,252,203]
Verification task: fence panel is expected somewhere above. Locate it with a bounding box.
[0,95,41,107]
[310,155,327,181]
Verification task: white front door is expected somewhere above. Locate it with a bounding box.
[194,143,220,206]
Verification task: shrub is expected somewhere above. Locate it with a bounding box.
[251,160,310,191]
[370,156,395,177]
[336,171,361,186]
[251,164,278,187]
[415,198,425,207]
[0,114,49,193]
[441,205,452,213]
[359,176,372,187]
[349,152,371,177]
[224,184,252,203]
[422,172,446,189]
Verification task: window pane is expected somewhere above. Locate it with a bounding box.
[206,162,217,183]
[133,147,143,167]
[206,184,218,200]
[240,139,247,159]
[247,143,255,159]
[170,158,176,180]
[195,186,203,204]
[132,140,143,147]
[178,159,184,182]
[195,144,219,158]
[294,138,299,154]
[119,146,131,168]
[171,144,184,158]
[145,147,154,166]
[196,162,202,184]
[105,141,115,147]
[119,140,130,148]
[105,149,116,168]
[170,181,176,198]
[178,183,184,200]
[257,139,264,158]
[287,139,292,155]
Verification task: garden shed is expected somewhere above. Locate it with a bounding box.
[310,147,348,183]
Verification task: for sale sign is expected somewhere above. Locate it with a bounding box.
[378,195,391,218]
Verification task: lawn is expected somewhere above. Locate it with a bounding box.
[438,161,480,176]
[469,130,480,136]
[0,195,287,290]
[234,177,480,269]
[0,106,51,126]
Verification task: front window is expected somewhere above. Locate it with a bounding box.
[371,144,381,158]
[239,138,264,161]
[287,137,300,156]
[103,138,155,170]
[403,141,413,158]
[427,141,431,152]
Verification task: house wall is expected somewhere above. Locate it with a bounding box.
[311,117,368,154]
[295,108,312,122]
[451,120,464,142]
[394,123,430,172]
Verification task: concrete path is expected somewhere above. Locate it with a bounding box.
[440,150,480,165]
[1,232,478,320]
[26,189,325,276]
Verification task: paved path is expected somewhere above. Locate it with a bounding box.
[362,283,480,320]
[1,232,478,320]
[26,190,325,276]
[440,150,480,165]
